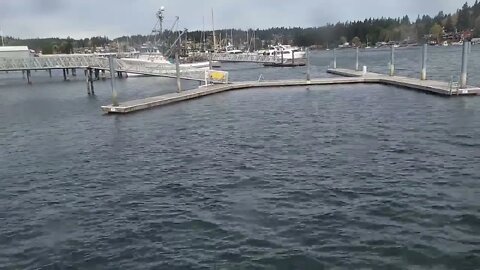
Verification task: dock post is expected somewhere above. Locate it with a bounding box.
[281,49,284,64]
[71,68,76,77]
[108,55,118,106]
[88,68,94,94]
[460,41,470,88]
[63,69,68,81]
[421,44,427,80]
[292,49,295,65]
[306,48,311,82]
[208,52,213,70]
[175,50,182,93]
[389,45,395,76]
[86,71,91,95]
[22,70,25,79]
[95,69,100,80]
[48,69,52,78]
[333,48,337,69]
[355,47,359,71]
[26,70,32,84]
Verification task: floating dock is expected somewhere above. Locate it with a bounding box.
[102,69,479,114]
[327,68,480,96]
[101,77,369,114]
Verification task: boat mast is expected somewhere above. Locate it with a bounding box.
[158,7,165,53]
[152,6,165,53]
[0,26,4,46]
[202,16,205,52]
[211,8,217,52]
[246,30,249,52]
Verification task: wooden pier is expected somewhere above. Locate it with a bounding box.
[101,77,369,113]
[102,68,479,114]
[327,68,480,96]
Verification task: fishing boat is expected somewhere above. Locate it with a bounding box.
[122,7,210,76]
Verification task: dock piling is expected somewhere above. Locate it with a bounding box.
[86,71,91,95]
[72,68,76,77]
[88,68,94,94]
[281,48,284,64]
[175,50,182,93]
[306,48,311,82]
[63,69,68,81]
[355,47,359,71]
[26,70,32,84]
[333,48,337,69]
[208,53,213,70]
[421,44,427,80]
[389,45,395,76]
[292,49,295,65]
[108,56,118,106]
[460,41,470,88]
[48,69,52,78]
[95,69,100,80]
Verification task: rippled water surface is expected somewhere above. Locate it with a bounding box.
[1,48,480,269]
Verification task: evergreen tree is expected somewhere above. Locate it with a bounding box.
[445,15,456,32]
[457,2,472,30]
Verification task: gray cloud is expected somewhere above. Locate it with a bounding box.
[0,0,474,39]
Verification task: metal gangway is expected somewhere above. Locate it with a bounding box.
[0,54,206,81]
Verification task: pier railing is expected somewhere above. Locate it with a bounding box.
[329,42,476,87]
[0,55,107,70]
[210,53,282,63]
[118,59,205,80]
[0,54,206,81]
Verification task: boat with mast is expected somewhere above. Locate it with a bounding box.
[121,7,210,75]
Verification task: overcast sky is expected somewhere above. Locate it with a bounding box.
[0,0,474,39]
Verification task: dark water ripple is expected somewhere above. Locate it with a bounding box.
[1,54,480,269]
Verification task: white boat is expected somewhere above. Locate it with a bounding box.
[259,44,306,63]
[225,45,243,54]
[120,7,210,77]
[452,41,464,46]
[122,54,210,77]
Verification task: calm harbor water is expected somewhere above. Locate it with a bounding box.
[1,47,480,269]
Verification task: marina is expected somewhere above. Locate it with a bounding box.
[2,1,480,269]
[101,68,480,114]
[101,42,479,114]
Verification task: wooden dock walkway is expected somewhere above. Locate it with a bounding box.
[101,77,369,114]
[327,68,480,96]
[101,69,479,114]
